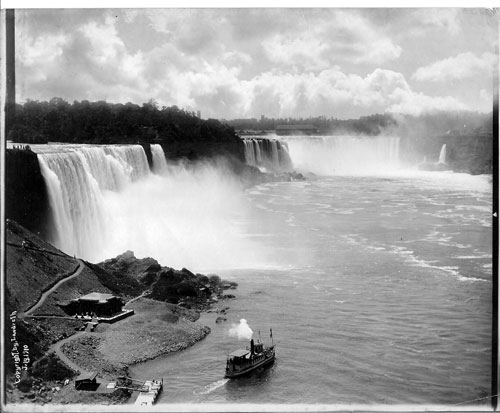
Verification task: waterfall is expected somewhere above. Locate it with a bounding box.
[29,143,268,270]
[36,144,151,258]
[254,140,262,164]
[242,137,293,171]
[151,144,168,174]
[281,135,401,175]
[244,140,256,165]
[438,144,447,164]
[271,141,279,166]
[278,141,293,170]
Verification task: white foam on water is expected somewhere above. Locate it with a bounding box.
[457,275,489,283]
[196,378,230,395]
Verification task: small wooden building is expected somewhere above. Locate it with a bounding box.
[75,371,98,391]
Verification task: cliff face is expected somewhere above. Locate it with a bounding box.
[159,134,246,164]
[5,149,52,238]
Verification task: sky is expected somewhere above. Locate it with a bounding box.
[13,8,499,119]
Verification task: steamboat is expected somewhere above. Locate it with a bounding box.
[225,329,275,378]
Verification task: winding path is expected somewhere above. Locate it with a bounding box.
[22,259,85,317]
[23,258,94,375]
[48,331,90,375]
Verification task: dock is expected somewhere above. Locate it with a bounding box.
[134,378,163,406]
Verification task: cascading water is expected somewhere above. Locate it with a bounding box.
[242,137,293,171]
[37,145,151,258]
[151,144,168,174]
[254,140,262,164]
[244,140,256,165]
[281,135,401,175]
[33,143,265,270]
[438,144,447,164]
[270,140,279,166]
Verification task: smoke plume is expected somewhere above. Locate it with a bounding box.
[228,319,253,341]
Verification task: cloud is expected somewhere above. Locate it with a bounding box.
[326,11,402,65]
[162,67,473,118]
[17,12,148,103]
[261,10,402,70]
[386,89,469,116]
[15,9,487,119]
[416,8,461,35]
[478,89,493,112]
[412,52,496,82]
[262,33,330,71]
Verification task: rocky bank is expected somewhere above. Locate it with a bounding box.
[4,221,239,406]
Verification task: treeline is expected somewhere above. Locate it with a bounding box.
[7,98,238,145]
[225,111,493,137]
[225,114,397,135]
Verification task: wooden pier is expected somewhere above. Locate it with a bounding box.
[134,378,163,406]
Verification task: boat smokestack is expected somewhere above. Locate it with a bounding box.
[250,339,255,355]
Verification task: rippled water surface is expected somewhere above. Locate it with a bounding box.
[131,171,492,407]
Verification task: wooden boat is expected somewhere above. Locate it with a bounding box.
[225,329,275,378]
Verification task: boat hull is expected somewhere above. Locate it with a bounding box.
[225,354,275,378]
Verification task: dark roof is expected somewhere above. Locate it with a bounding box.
[276,125,317,130]
[75,371,98,382]
[229,349,249,358]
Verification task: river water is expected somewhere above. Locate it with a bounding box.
[22,137,492,407]
[130,143,492,408]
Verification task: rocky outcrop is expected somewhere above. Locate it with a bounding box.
[98,251,238,311]
[237,164,307,187]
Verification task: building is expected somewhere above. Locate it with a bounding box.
[275,125,319,136]
[60,292,124,317]
[75,371,99,391]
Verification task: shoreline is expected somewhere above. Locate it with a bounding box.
[8,297,223,406]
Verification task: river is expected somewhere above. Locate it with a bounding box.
[129,136,492,408]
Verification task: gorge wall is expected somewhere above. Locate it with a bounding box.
[5,149,52,239]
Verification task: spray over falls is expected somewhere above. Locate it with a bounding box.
[37,144,151,259]
[279,135,401,175]
[33,143,267,271]
[32,135,406,268]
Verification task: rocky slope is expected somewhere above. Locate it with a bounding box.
[4,220,238,405]
[98,250,238,311]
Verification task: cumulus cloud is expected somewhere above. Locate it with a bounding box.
[158,67,473,118]
[15,9,488,119]
[412,52,496,82]
[386,89,469,116]
[261,10,402,70]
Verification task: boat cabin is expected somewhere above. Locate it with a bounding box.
[225,337,276,378]
[228,349,250,363]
